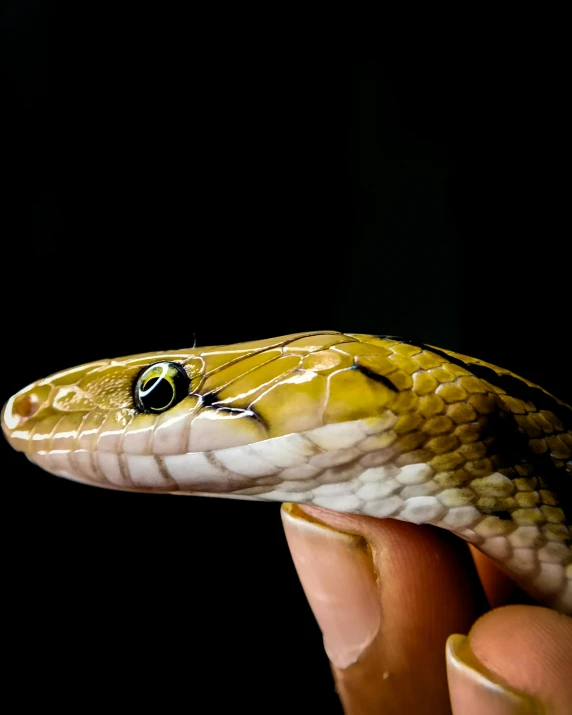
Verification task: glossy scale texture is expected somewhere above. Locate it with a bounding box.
[2,331,571,612]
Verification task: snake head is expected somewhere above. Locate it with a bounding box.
[2,332,407,493]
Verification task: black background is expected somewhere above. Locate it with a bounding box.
[2,5,570,713]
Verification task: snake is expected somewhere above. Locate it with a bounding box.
[2,331,571,613]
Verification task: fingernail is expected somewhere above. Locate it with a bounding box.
[446,634,544,714]
[281,503,380,669]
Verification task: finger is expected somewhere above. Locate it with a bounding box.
[469,545,534,609]
[447,605,572,715]
[281,503,489,714]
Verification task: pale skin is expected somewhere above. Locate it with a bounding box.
[282,505,572,715]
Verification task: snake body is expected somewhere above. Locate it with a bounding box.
[2,331,571,612]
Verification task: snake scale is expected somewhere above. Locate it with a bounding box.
[2,331,571,613]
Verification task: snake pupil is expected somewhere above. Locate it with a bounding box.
[134,362,190,413]
[142,377,174,411]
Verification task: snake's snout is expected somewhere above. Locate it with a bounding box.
[2,383,50,452]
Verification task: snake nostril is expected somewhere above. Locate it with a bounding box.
[13,393,40,419]
[2,388,46,436]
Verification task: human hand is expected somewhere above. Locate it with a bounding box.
[282,505,572,714]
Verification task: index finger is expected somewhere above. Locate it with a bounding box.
[282,504,489,714]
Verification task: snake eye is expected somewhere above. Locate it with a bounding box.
[134,362,190,413]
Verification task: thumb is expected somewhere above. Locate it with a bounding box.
[447,605,572,714]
